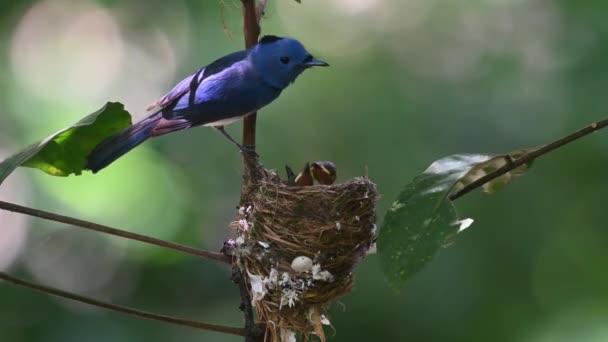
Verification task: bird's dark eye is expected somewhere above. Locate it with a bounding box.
[280,56,290,64]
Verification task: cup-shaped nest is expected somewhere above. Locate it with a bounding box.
[234,168,377,342]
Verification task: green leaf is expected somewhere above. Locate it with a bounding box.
[378,151,534,290]
[0,102,131,186]
[378,155,489,290]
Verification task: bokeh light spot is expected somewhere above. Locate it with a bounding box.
[10,0,123,102]
[0,148,30,271]
[29,146,192,260]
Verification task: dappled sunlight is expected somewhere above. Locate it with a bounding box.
[387,0,578,81]
[23,227,129,298]
[276,0,376,58]
[9,0,183,128]
[0,149,30,271]
[10,0,123,104]
[5,0,191,264]
[381,0,592,144]
[28,147,193,260]
[0,1,608,341]
[106,28,178,120]
[110,0,192,61]
[329,0,381,16]
[519,304,608,342]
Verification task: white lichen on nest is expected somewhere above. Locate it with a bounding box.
[247,261,336,310]
[234,165,378,342]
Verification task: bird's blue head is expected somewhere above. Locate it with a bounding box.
[250,35,329,90]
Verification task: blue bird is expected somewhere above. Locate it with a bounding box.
[86,35,328,173]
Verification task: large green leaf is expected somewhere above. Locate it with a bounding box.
[0,102,131,186]
[378,152,532,290]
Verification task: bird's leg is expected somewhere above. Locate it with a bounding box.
[215,126,258,156]
[215,125,240,146]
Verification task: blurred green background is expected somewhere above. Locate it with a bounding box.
[1,0,608,341]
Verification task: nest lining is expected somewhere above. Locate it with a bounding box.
[234,166,378,342]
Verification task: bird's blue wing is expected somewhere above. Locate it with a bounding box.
[146,50,249,113]
[201,50,249,81]
[146,71,200,111]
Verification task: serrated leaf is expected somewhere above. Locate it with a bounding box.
[0,102,131,186]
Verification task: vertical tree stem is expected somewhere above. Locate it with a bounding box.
[241,0,261,149]
[240,1,264,341]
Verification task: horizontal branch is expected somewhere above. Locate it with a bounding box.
[449,118,608,200]
[0,200,231,264]
[0,271,245,336]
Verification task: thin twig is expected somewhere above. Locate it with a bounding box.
[255,0,268,23]
[0,271,245,336]
[0,200,231,264]
[220,0,237,41]
[449,118,608,200]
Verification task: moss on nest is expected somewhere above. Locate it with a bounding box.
[233,160,377,342]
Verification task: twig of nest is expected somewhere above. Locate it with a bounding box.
[232,158,377,341]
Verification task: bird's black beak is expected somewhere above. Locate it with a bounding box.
[302,55,329,68]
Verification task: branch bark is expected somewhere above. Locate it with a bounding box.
[239,1,264,341]
[0,271,245,336]
[232,268,264,341]
[241,0,261,150]
[0,200,231,264]
[449,118,608,200]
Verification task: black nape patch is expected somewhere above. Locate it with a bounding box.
[259,35,284,44]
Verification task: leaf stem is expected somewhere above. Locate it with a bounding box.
[0,200,231,264]
[0,271,245,336]
[449,118,608,200]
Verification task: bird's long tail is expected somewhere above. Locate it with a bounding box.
[87,112,163,173]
